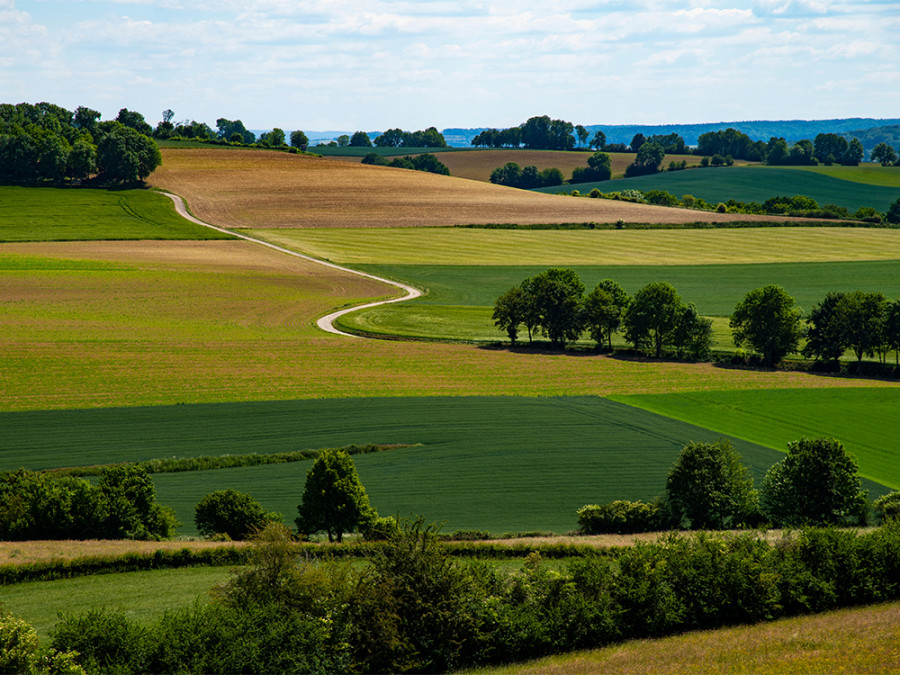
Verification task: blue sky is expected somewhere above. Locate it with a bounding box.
[2,0,899,131]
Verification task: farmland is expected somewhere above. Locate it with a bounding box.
[0,185,233,242]
[537,165,900,212]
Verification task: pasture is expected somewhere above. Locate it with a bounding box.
[611,388,900,489]
[538,166,900,212]
[0,185,232,242]
[148,148,786,229]
[0,396,792,535]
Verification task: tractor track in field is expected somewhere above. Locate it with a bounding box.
[160,191,421,338]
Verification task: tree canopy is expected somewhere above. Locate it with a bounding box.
[296,449,376,542]
[731,285,803,367]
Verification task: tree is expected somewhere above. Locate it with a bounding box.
[217,118,255,144]
[95,466,178,540]
[337,134,350,147]
[527,268,585,347]
[886,197,900,224]
[575,124,588,147]
[666,440,758,529]
[841,138,864,166]
[731,285,802,367]
[589,130,606,150]
[67,138,97,180]
[765,137,790,165]
[583,279,629,348]
[761,438,867,526]
[802,291,847,365]
[886,300,900,365]
[96,124,161,183]
[115,108,152,135]
[260,128,286,147]
[871,142,897,166]
[837,291,886,369]
[624,141,664,177]
[492,286,525,345]
[290,129,309,151]
[672,303,713,360]
[73,106,101,134]
[349,131,372,147]
[630,133,646,152]
[813,133,848,164]
[296,448,376,542]
[623,281,683,358]
[571,151,612,183]
[195,489,278,540]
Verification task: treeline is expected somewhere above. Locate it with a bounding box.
[7,518,900,674]
[580,437,900,534]
[0,102,161,184]
[0,466,176,541]
[361,151,450,175]
[493,271,900,370]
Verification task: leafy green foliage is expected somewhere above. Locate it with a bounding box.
[490,161,564,188]
[577,500,661,534]
[622,281,683,358]
[874,491,900,522]
[624,141,665,177]
[194,489,279,540]
[583,279,630,348]
[296,449,376,542]
[731,285,803,367]
[665,441,759,529]
[762,438,868,527]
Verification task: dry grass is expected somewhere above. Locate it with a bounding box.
[150,148,783,229]
[0,539,247,566]
[481,530,798,549]
[469,602,900,674]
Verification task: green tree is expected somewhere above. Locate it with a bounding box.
[885,300,900,365]
[765,137,790,165]
[623,281,683,358]
[337,134,350,147]
[624,141,664,177]
[666,440,758,529]
[349,131,372,147]
[731,285,802,367]
[96,466,178,540]
[761,438,868,526]
[672,303,713,360]
[870,142,897,166]
[97,124,161,183]
[296,448,376,542]
[813,133,848,164]
[583,279,629,348]
[527,268,585,347]
[289,129,309,150]
[492,286,526,345]
[841,137,864,166]
[589,129,606,150]
[886,196,900,224]
[802,291,847,365]
[195,489,279,540]
[837,290,886,369]
[115,108,152,135]
[571,151,612,183]
[575,124,589,147]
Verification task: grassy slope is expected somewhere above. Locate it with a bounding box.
[611,388,900,490]
[0,186,233,242]
[535,166,900,211]
[466,601,900,675]
[0,396,794,535]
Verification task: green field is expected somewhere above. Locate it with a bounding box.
[0,396,799,535]
[535,166,900,212]
[0,186,234,241]
[0,566,232,636]
[612,387,900,490]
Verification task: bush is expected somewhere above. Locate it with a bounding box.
[874,491,900,523]
[195,489,279,540]
[577,500,661,534]
[51,609,150,674]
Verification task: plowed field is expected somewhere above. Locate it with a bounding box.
[149,148,781,229]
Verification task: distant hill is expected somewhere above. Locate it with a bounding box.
[444,119,900,148]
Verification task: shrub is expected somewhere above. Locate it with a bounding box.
[874,491,900,523]
[577,500,661,534]
[51,609,150,674]
[0,611,40,674]
[195,489,279,540]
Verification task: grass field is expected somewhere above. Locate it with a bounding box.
[536,166,900,212]
[789,163,900,187]
[1,566,232,636]
[250,226,900,266]
[0,186,233,242]
[611,387,900,489]
[148,148,788,229]
[466,601,900,675]
[0,396,790,535]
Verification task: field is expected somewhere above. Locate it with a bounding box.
[0,185,233,242]
[536,165,900,212]
[148,148,792,228]
[468,601,900,674]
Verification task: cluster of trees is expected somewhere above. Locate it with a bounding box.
[697,128,868,166]
[580,437,876,534]
[570,151,612,182]
[492,270,712,358]
[472,116,583,150]
[489,161,564,188]
[361,152,450,175]
[0,102,161,184]
[871,142,900,166]
[0,466,177,541]
[373,126,447,148]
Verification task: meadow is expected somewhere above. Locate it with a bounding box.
[0,185,233,242]
[538,165,900,212]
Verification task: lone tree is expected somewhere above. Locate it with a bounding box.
[195,489,278,540]
[296,449,376,542]
[666,440,759,529]
[761,438,868,526]
[731,285,802,367]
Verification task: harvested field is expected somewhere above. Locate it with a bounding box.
[150,148,789,229]
[0,539,246,566]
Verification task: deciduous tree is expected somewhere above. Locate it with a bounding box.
[731,285,802,367]
[583,279,629,348]
[296,449,376,542]
[623,281,683,357]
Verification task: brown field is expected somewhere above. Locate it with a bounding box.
[471,602,900,674]
[150,148,782,229]
[0,539,247,566]
[3,239,897,412]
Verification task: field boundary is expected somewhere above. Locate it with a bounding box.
[158,191,422,337]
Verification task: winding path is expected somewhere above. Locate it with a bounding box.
[161,192,422,338]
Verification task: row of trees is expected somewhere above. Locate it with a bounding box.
[492,271,713,358]
[372,126,447,148]
[0,466,177,540]
[361,152,450,175]
[489,161,564,188]
[698,128,868,166]
[0,102,162,184]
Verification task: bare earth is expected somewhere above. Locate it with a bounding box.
[150,148,786,229]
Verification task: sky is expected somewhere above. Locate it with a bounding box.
[2,0,899,132]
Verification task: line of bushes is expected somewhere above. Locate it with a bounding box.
[16,520,900,674]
